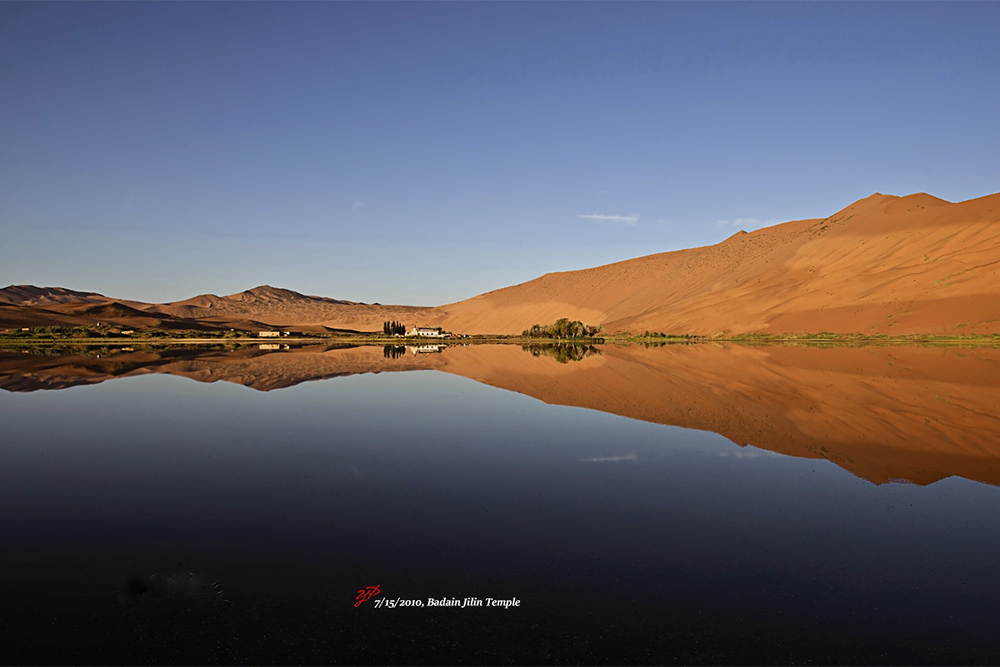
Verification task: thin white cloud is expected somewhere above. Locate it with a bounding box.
[581,453,639,463]
[581,213,639,225]
[717,445,783,459]
[352,199,364,212]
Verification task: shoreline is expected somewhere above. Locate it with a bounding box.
[2,332,999,349]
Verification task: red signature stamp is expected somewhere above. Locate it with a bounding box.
[355,585,380,607]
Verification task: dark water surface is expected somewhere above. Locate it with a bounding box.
[2,344,1000,664]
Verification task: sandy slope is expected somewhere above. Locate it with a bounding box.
[436,191,1000,335]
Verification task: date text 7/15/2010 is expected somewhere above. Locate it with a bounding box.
[373,597,520,609]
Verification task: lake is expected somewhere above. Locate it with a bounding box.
[2,342,1000,664]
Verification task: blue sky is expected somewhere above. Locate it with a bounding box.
[2,2,998,305]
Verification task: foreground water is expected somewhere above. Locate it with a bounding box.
[2,343,1000,664]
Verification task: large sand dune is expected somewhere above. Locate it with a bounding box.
[434,191,1000,335]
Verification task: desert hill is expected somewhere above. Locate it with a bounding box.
[163,285,355,311]
[150,285,434,332]
[0,284,434,333]
[434,191,1000,335]
[150,285,434,331]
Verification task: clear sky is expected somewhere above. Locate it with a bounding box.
[2,1,998,305]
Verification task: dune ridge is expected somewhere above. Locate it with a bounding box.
[434,191,1000,335]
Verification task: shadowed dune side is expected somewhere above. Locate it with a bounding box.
[3,344,999,486]
[0,286,107,306]
[0,304,100,330]
[434,192,1000,335]
[0,300,267,333]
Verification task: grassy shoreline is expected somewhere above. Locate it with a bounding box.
[611,332,1000,348]
[712,333,1000,347]
[1,332,999,349]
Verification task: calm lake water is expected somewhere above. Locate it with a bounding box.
[2,343,1000,664]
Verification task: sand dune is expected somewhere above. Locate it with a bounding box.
[0,285,107,306]
[435,191,1000,335]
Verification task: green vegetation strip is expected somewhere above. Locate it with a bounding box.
[608,332,1000,348]
[718,332,1000,347]
[3,324,999,350]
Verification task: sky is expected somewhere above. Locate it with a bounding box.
[2,2,998,306]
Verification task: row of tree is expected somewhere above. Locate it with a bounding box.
[641,331,697,339]
[382,320,406,335]
[521,318,601,339]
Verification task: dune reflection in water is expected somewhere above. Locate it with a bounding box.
[3,342,999,486]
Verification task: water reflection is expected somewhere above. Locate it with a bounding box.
[383,344,406,359]
[3,343,1000,664]
[521,342,602,363]
[2,342,1000,486]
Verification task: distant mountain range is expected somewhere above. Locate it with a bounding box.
[4,190,999,335]
[0,284,436,334]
